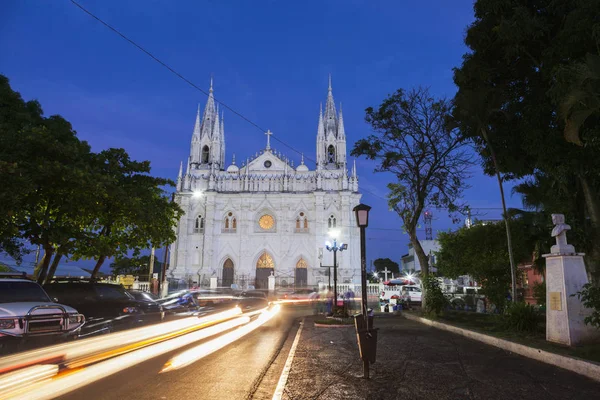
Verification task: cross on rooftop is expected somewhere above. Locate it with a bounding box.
[381,267,393,281]
[265,130,273,150]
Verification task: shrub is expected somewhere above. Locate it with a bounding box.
[573,283,600,329]
[532,282,546,307]
[503,302,540,332]
[423,275,448,316]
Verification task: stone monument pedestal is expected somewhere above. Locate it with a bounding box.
[210,277,218,289]
[543,214,597,346]
[544,253,596,345]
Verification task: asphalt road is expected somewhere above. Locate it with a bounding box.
[56,306,310,400]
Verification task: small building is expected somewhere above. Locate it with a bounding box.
[517,262,544,304]
[400,240,440,273]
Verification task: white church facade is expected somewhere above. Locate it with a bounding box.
[168,78,362,289]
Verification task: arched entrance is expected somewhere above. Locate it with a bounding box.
[295,258,308,288]
[255,252,274,289]
[222,258,234,288]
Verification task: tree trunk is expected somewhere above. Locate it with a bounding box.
[44,253,63,284]
[35,245,54,284]
[579,174,600,282]
[91,255,107,278]
[32,250,46,279]
[409,233,430,309]
[481,127,517,303]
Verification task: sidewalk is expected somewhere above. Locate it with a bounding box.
[281,315,600,400]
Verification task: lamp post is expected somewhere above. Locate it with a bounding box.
[318,248,332,291]
[325,229,347,314]
[353,203,373,379]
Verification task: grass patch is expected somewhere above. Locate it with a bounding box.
[314,318,354,326]
[409,310,600,364]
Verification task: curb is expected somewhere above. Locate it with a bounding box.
[314,323,353,328]
[403,312,600,383]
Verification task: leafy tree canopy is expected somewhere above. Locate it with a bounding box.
[352,87,473,281]
[373,258,400,274]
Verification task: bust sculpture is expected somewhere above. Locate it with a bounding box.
[550,214,576,254]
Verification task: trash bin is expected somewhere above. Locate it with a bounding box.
[354,314,378,364]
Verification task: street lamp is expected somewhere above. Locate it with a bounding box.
[318,247,332,291]
[353,203,374,379]
[325,229,347,314]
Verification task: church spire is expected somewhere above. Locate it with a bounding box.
[193,103,201,137]
[338,102,345,140]
[178,161,183,179]
[200,78,217,139]
[324,75,337,138]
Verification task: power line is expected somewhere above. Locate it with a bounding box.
[69,1,511,210]
[69,0,394,203]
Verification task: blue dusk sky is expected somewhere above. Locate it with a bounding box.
[0,0,523,270]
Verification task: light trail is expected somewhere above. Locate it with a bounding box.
[161,304,281,372]
[0,307,242,375]
[0,365,58,394]
[1,316,251,400]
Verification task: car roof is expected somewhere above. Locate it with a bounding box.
[0,278,37,283]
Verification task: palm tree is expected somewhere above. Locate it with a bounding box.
[558,53,600,146]
[451,87,518,303]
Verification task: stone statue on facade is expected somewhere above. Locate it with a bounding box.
[550,214,576,254]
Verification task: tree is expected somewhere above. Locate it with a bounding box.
[451,87,519,302]
[110,255,151,277]
[71,148,183,278]
[452,0,600,280]
[437,218,538,311]
[0,74,44,262]
[352,87,473,306]
[373,258,400,274]
[554,53,600,146]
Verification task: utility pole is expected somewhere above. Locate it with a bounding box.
[149,247,156,281]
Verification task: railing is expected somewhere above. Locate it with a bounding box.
[294,228,309,233]
[317,282,382,295]
[132,281,150,292]
[221,228,236,233]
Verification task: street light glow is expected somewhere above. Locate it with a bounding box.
[328,228,341,239]
[192,190,203,198]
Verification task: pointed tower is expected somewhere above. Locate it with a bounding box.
[323,74,338,139]
[190,104,202,166]
[220,111,225,167]
[189,78,225,170]
[316,75,346,169]
[316,103,325,167]
[337,102,347,167]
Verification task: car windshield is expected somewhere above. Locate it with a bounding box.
[0,281,51,303]
[94,285,133,300]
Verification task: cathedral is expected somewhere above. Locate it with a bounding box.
[168,77,362,289]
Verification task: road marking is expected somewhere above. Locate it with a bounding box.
[271,318,304,400]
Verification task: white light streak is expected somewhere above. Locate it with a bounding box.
[161,304,281,373]
[1,316,250,400]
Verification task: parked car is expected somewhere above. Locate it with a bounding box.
[128,290,159,302]
[43,279,163,337]
[157,289,238,319]
[380,285,422,304]
[0,274,85,354]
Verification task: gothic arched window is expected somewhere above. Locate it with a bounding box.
[201,145,210,164]
[194,214,205,233]
[295,212,308,232]
[328,214,337,229]
[223,212,236,233]
[327,145,336,163]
